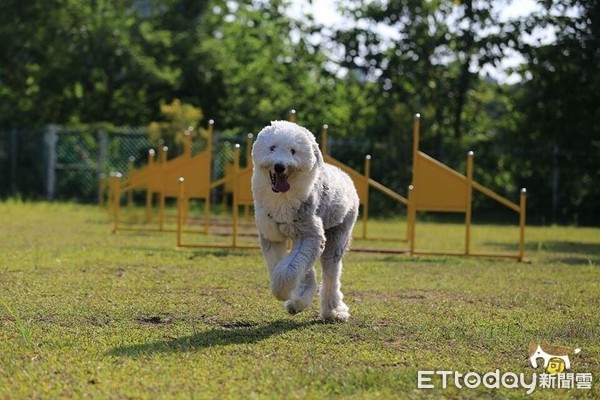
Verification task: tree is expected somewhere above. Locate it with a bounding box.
[197,0,339,135]
[509,0,600,224]
[0,0,194,126]
[147,98,204,154]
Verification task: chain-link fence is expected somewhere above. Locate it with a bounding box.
[0,125,257,203]
[1,124,597,224]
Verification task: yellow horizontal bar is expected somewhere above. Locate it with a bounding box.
[176,243,260,250]
[411,249,521,259]
[209,176,229,189]
[368,178,408,205]
[350,247,410,254]
[472,181,520,213]
[353,236,408,242]
[114,226,163,232]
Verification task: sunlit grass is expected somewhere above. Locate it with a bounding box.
[0,201,598,399]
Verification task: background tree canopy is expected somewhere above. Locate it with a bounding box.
[0,0,597,225]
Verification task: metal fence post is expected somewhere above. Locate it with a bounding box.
[552,142,559,223]
[97,128,108,204]
[44,125,58,201]
[9,128,17,196]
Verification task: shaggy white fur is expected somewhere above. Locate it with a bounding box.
[251,120,359,321]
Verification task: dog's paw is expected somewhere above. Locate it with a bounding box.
[284,298,310,315]
[321,304,350,322]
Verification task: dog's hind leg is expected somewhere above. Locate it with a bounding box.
[320,216,354,322]
[284,265,317,315]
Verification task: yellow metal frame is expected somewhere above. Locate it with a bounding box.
[176,144,259,250]
[175,110,300,249]
[320,125,408,241]
[111,120,215,233]
[113,109,527,259]
[407,113,527,260]
[220,133,255,223]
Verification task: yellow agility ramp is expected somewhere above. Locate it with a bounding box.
[111,120,215,233]
[407,113,527,260]
[177,144,258,250]
[320,125,407,242]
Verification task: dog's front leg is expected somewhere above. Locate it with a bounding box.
[271,218,325,305]
[259,234,289,300]
[284,264,317,315]
[282,228,325,314]
[280,234,323,314]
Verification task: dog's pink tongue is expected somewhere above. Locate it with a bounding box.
[274,175,290,193]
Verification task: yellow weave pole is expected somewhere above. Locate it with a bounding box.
[126,156,134,211]
[232,144,241,248]
[177,177,185,247]
[145,149,155,222]
[289,109,297,122]
[182,129,193,222]
[244,133,254,223]
[245,133,254,164]
[204,120,214,234]
[407,114,421,244]
[362,155,371,239]
[519,188,527,261]
[159,146,168,231]
[407,185,416,255]
[321,124,328,155]
[183,128,192,157]
[465,151,474,255]
[111,173,122,233]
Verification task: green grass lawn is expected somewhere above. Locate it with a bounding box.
[1,201,598,399]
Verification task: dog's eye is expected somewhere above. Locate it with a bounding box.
[290,149,296,155]
[269,146,276,152]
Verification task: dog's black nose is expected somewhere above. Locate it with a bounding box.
[274,163,286,174]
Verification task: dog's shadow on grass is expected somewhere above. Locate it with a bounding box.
[108,319,318,357]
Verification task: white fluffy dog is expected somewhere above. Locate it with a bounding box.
[251,120,359,321]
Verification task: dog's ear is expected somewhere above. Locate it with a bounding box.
[313,143,324,167]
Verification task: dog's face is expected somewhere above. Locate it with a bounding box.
[252,121,323,194]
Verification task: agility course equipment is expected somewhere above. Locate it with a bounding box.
[175,109,297,248]
[316,114,527,259]
[111,120,215,233]
[406,113,527,260]
[110,109,526,260]
[176,143,258,249]
[320,125,408,241]
[220,133,255,223]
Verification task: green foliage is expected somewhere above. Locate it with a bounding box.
[198,0,335,134]
[147,98,204,150]
[0,0,597,224]
[508,0,600,224]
